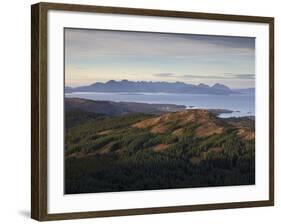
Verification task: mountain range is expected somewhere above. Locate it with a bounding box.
[65,80,254,95]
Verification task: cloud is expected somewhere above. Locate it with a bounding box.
[183,73,255,80]
[65,28,255,88]
[65,28,255,62]
[153,73,178,77]
[222,73,255,79]
[152,73,255,80]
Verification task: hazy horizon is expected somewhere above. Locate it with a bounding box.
[65,28,255,88]
[65,79,254,90]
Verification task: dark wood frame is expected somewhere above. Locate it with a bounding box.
[31,2,274,221]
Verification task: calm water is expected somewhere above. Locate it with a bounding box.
[65,92,255,118]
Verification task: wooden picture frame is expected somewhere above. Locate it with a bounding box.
[31,2,274,221]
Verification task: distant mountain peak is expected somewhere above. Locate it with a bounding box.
[198,83,209,88]
[107,80,117,84]
[212,83,231,90]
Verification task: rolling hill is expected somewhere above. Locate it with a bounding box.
[64,101,255,194]
[65,98,186,116]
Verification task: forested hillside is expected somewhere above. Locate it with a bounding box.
[64,100,255,194]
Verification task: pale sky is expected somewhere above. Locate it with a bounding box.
[65,28,255,88]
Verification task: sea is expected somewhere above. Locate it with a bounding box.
[65,92,255,118]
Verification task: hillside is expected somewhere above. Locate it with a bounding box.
[65,107,255,194]
[65,98,186,116]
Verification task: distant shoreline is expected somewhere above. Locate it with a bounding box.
[65,97,255,118]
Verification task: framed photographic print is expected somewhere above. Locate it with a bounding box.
[31,2,274,221]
